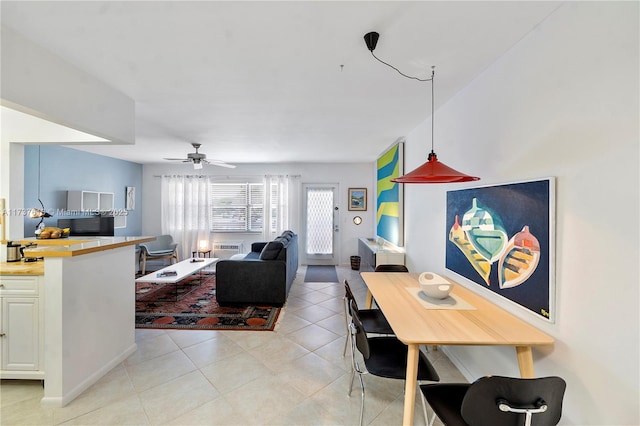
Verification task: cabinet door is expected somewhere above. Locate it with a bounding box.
[1,297,39,371]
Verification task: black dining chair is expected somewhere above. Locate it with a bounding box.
[342,280,394,356]
[348,299,440,426]
[420,375,567,426]
[374,264,409,273]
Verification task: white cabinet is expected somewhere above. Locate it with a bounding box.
[67,190,114,212]
[358,237,405,272]
[0,275,44,379]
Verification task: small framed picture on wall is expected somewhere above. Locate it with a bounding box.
[126,186,135,210]
[348,188,367,211]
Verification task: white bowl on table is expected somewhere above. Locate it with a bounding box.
[418,272,453,299]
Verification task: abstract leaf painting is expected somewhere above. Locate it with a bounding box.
[446,178,555,321]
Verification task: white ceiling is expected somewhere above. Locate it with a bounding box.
[1,1,562,166]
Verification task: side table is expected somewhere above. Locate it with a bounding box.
[192,249,211,258]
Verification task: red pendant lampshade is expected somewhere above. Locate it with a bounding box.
[363,32,479,184]
[392,151,480,183]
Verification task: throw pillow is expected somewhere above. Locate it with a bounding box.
[282,230,294,239]
[259,241,284,260]
[278,235,291,244]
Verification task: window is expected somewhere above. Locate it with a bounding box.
[210,183,262,232]
[210,181,280,233]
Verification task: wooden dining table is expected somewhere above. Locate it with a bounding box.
[360,272,554,426]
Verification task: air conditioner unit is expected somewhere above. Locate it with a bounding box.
[212,242,244,259]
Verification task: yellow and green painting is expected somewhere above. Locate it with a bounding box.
[376,142,403,246]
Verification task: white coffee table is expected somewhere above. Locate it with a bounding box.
[136,257,218,301]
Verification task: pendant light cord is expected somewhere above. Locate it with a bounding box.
[37,145,45,212]
[37,145,41,200]
[369,50,437,157]
[429,67,435,159]
[369,51,433,82]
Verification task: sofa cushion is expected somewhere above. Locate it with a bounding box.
[259,240,284,260]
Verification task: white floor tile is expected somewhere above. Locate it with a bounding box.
[1,266,466,425]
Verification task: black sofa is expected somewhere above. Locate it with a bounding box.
[216,231,298,306]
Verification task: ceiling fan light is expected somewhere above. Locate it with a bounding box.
[193,161,203,170]
[391,152,479,183]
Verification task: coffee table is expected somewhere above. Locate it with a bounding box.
[135,257,218,301]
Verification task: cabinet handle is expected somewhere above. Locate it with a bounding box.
[0,283,4,288]
[0,333,5,337]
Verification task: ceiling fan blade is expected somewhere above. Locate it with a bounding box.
[213,163,237,169]
[163,157,188,161]
[205,160,236,169]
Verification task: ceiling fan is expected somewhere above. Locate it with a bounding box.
[163,143,236,169]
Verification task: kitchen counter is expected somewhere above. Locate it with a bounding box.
[0,260,45,275]
[12,235,156,408]
[21,236,154,257]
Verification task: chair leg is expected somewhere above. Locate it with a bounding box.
[141,254,147,275]
[348,369,356,396]
[343,332,349,357]
[419,387,434,426]
[356,371,365,426]
[343,297,350,357]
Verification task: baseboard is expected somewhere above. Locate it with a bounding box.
[41,343,137,408]
[440,346,474,382]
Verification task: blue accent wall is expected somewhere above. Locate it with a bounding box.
[23,145,143,236]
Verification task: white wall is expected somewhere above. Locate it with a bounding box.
[402,3,638,425]
[141,162,375,265]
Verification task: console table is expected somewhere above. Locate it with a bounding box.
[357,237,405,272]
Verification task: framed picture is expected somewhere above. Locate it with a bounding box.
[126,186,135,210]
[348,188,367,211]
[445,177,556,322]
[376,141,404,246]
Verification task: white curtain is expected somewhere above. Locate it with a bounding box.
[262,174,301,240]
[161,175,211,260]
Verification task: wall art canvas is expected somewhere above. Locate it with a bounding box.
[446,178,555,321]
[376,142,404,246]
[348,188,367,211]
[126,186,135,210]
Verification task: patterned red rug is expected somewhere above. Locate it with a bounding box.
[135,273,281,331]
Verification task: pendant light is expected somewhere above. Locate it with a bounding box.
[29,145,52,231]
[364,32,479,184]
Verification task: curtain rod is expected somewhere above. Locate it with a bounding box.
[152,174,301,178]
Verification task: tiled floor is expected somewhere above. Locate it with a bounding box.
[1,266,466,425]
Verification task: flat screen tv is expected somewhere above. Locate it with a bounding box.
[57,216,114,236]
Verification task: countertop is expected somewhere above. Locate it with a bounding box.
[20,236,155,258]
[0,259,45,275]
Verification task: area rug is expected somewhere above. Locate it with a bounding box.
[135,273,280,331]
[304,265,339,282]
